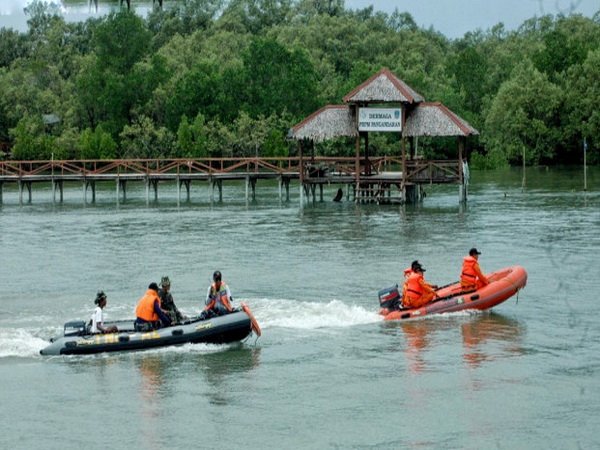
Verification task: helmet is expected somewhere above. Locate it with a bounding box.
[160,276,171,287]
[213,271,222,282]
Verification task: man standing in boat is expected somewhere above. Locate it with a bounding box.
[460,248,489,291]
[202,271,234,318]
[158,276,185,324]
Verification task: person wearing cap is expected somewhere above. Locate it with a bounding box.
[202,271,234,318]
[158,276,185,325]
[460,248,489,291]
[399,260,421,307]
[135,282,172,331]
[89,291,118,334]
[403,262,438,309]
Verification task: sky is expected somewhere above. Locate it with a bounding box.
[0,0,599,38]
[345,0,599,38]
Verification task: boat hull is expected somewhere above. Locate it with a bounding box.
[382,265,527,321]
[40,311,253,356]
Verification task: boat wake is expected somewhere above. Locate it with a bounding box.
[0,328,49,358]
[247,297,381,329]
[1,297,381,358]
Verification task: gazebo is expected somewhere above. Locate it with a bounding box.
[289,68,478,203]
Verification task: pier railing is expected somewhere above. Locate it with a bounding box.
[0,156,460,183]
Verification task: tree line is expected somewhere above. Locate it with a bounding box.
[0,0,598,168]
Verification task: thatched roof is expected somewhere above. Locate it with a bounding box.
[404,102,479,137]
[288,105,357,143]
[343,68,425,104]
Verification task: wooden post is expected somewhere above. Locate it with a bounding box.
[355,133,361,202]
[278,176,282,202]
[401,136,407,203]
[583,137,588,191]
[299,141,304,206]
[152,179,158,201]
[364,132,370,176]
[458,136,466,203]
[0,181,3,204]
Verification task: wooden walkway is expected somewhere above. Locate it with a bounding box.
[0,157,463,204]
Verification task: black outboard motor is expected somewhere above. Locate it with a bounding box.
[378,285,401,310]
[64,321,88,337]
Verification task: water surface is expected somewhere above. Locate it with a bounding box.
[1,167,599,449]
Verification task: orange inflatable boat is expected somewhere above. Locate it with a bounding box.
[379,265,527,321]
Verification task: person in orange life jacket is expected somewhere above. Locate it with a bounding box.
[202,271,233,318]
[401,260,421,301]
[403,262,438,309]
[90,291,118,334]
[135,282,172,331]
[460,248,489,291]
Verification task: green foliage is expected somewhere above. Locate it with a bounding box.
[0,29,29,68]
[242,37,319,119]
[176,113,208,158]
[79,124,117,159]
[119,116,175,158]
[9,115,57,160]
[483,60,561,165]
[0,3,598,165]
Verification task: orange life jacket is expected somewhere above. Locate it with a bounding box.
[207,282,232,312]
[136,289,161,321]
[401,268,413,297]
[405,272,424,300]
[461,256,479,286]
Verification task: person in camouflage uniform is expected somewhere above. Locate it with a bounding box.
[158,276,185,324]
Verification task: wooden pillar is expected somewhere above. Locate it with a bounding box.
[458,136,467,203]
[184,180,190,201]
[401,135,407,203]
[364,132,370,176]
[319,183,323,202]
[355,133,361,202]
[278,176,283,202]
[284,178,290,201]
[149,179,158,201]
[250,177,256,201]
[118,179,127,201]
[245,176,249,202]
[0,181,3,204]
[299,141,304,205]
[52,180,63,203]
[84,180,96,203]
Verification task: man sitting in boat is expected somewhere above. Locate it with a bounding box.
[403,262,438,309]
[158,276,185,324]
[90,291,118,334]
[401,260,422,302]
[201,271,234,319]
[460,248,489,291]
[135,282,172,331]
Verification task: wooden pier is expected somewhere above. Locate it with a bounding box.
[0,157,463,205]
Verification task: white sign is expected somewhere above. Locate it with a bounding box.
[358,107,402,132]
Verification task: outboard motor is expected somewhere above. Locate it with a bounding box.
[378,285,401,310]
[64,320,88,337]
